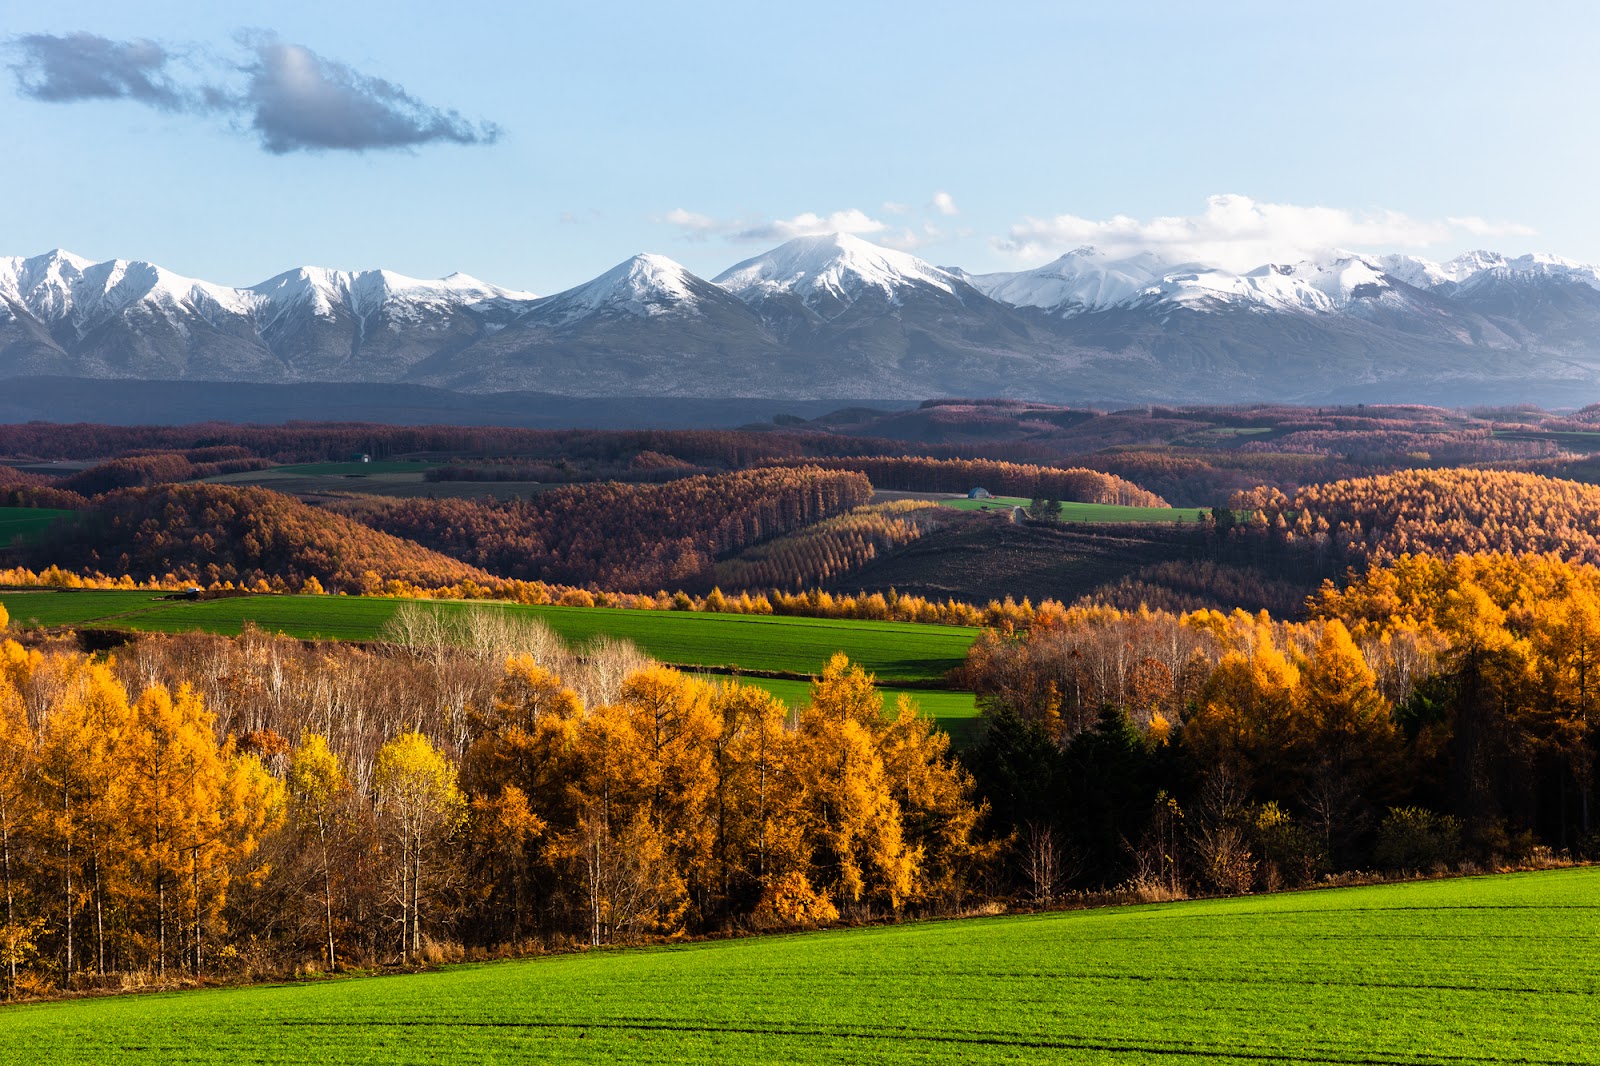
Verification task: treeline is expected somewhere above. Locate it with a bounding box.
[1075,559,1316,618]
[0,468,85,511]
[0,422,1038,471]
[57,449,273,496]
[1235,467,1600,567]
[962,551,1600,901]
[0,424,811,466]
[768,457,1167,507]
[423,450,711,485]
[712,502,939,592]
[0,617,983,995]
[1237,426,1562,465]
[0,561,1065,631]
[333,466,873,590]
[20,484,490,592]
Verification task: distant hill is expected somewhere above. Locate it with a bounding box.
[31,483,491,590]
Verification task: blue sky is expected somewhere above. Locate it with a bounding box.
[2,0,1595,293]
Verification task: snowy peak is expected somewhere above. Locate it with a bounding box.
[247,266,535,321]
[713,233,961,312]
[0,250,542,343]
[530,253,714,325]
[968,246,1177,312]
[974,247,1419,316]
[0,249,260,328]
[1452,251,1600,291]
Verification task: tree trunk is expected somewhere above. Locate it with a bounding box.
[321,824,336,971]
[61,788,73,990]
[1,812,14,995]
[397,846,405,963]
[410,832,422,959]
[191,842,202,976]
[157,872,166,980]
[91,842,104,978]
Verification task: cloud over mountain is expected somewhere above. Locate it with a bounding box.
[995,194,1537,271]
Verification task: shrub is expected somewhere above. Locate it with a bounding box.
[1374,807,1462,872]
[753,871,840,929]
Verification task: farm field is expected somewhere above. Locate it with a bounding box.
[942,496,1210,523]
[692,674,982,746]
[0,506,77,545]
[5,867,1595,1065]
[0,589,977,684]
[205,462,551,500]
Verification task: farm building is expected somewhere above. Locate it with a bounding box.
[967,487,992,499]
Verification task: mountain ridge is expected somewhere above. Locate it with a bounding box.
[4,237,1600,406]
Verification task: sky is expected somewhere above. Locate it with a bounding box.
[1,0,1596,295]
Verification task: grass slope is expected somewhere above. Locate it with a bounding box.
[5,868,1596,1064]
[0,591,976,684]
[943,496,1210,523]
[0,506,77,545]
[694,674,982,746]
[206,462,549,500]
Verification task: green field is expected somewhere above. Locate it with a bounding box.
[943,497,1209,523]
[693,674,982,746]
[0,506,77,545]
[206,462,552,500]
[5,867,1595,1064]
[0,591,977,685]
[272,461,445,476]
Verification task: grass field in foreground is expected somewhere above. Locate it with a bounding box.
[942,497,1209,523]
[0,591,977,685]
[5,867,1596,1065]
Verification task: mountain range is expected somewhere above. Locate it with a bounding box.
[4,235,1600,406]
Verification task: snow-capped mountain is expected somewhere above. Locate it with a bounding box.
[526,254,722,326]
[0,250,542,381]
[434,254,792,394]
[715,233,965,315]
[0,249,259,328]
[4,237,1600,406]
[968,247,1178,313]
[708,234,1037,385]
[970,247,1419,315]
[969,245,1600,321]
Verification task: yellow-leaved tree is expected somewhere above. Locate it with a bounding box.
[710,681,794,919]
[0,662,38,996]
[31,655,133,985]
[288,732,348,971]
[373,731,466,962]
[126,682,271,977]
[788,654,913,913]
[1296,620,1400,857]
[617,666,718,928]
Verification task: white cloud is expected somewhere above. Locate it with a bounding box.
[661,207,891,243]
[733,209,887,242]
[878,226,940,251]
[930,191,958,216]
[662,207,719,239]
[882,200,911,215]
[1447,215,1538,238]
[994,194,1537,270]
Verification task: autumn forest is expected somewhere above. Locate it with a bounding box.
[2,400,1600,997]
